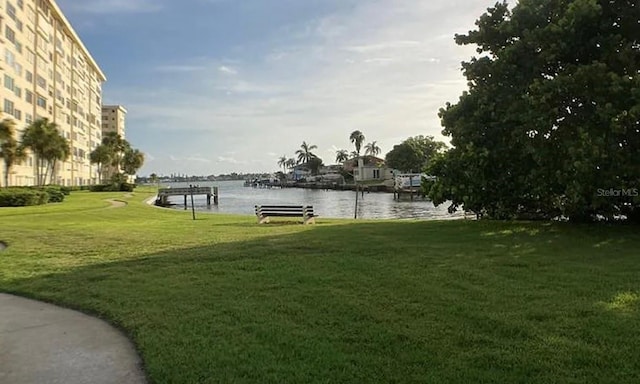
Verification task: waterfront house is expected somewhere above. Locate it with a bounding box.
[343,156,394,184]
[292,164,311,181]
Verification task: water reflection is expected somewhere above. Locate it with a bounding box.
[163,181,463,220]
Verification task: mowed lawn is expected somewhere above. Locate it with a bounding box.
[1,190,639,384]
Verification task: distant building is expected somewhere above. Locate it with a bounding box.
[343,156,394,183]
[291,164,311,181]
[101,105,127,137]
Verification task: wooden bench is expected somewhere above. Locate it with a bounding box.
[255,205,316,224]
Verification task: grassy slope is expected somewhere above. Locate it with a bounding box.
[0,190,639,383]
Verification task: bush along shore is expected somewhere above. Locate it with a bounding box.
[0,185,69,207]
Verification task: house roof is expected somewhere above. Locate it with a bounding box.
[342,156,386,171]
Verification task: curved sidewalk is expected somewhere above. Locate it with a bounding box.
[0,293,146,384]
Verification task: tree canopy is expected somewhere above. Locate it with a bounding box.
[20,119,70,186]
[90,132,144,184]
[295,141,318,164]
[385,135,447,173]
[364,141,381,157]
[428,0,640,222]
[0,119,25,187]
[350,131,365,156]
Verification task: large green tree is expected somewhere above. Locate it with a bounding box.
[428,0,640,222]
[20,119,70,186]
[385,136,447,173]
[0,119,26,187]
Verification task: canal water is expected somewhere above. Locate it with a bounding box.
[161,180,464,220]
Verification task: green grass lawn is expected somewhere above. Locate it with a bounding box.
[1,190,639,383]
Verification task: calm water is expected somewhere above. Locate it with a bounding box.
[161,180,464,220]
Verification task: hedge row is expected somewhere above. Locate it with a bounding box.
[0,186,68,207]
[0,189,49,207]
[90,183,135,192]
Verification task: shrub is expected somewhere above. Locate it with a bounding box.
[60,186,72,195]
[0,189,49,207]
[121,183,135,192]
[43,187,65,203]
[90,183,136,192]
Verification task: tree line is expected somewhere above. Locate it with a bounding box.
[0,117,144,187]
[276,130,447,176]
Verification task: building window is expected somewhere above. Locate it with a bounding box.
[26,71,33,82]
[17,0,23,10]
[36,95,46,109]
[14,109,21,120]
[373,169,381,179]
[5,26,15,43]
[7,3,17,21]
[26,113,33,124]
[26,90,33,104]
[4,75,15,91]
[4,48,15,67]
[37,75,46,89]
[4,99,15,116]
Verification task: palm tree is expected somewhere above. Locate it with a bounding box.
[277,155,287,173]
[89,145,111,184]
[349,130,365,156]
[350,150,359,159]
[364,141,381,157]
[101,132,128,177]
[295,141,318,164]
[0,119,26,187]
[46,133,71,185]
[335,149,349,163]
[0,119,12,141]
[285,158,296,171]
[20,119,69,186]
[123,148,145,177]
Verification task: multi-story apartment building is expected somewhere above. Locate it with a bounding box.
[0,0,106,186]
[101,105,127,137]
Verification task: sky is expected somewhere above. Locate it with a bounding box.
[56,0,495,176]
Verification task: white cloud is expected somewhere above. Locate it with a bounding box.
[217,156,247,165]
[218,65,238,75]
[108,0,492,175]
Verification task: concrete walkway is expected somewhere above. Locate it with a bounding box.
[0,293,146,384]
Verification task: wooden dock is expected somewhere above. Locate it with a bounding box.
[156,186,219,208]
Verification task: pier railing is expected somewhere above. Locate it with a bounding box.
[156,186,219,207]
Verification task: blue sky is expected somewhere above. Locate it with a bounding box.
[57,0,494,176]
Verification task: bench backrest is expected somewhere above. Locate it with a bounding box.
[255,205,314,215]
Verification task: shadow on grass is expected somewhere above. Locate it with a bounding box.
[2,221,639,384]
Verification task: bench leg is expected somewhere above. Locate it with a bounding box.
[303,216,315,225]
[258,215,270,224]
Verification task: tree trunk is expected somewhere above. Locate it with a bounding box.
[36,158,42,186]
[3,164,8,188]
[50,160,57,185]
[42,159,50,187]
